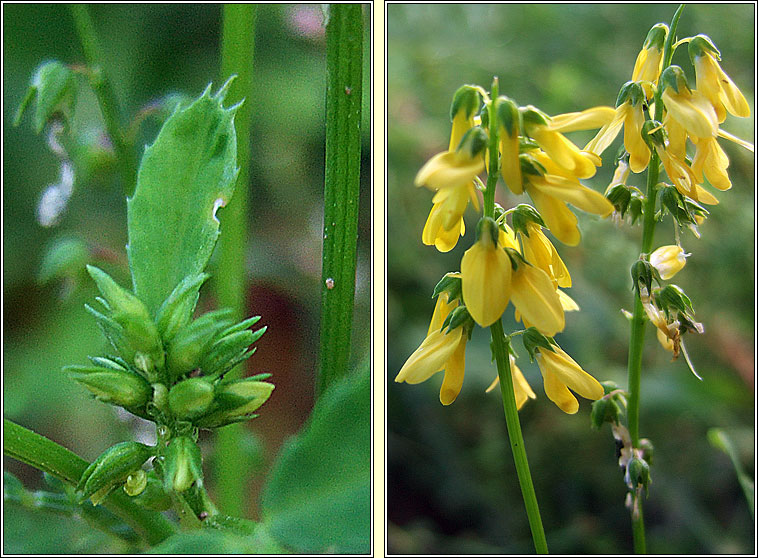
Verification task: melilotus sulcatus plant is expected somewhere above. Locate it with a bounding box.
[390,3,752,555]
[4,4,369,554]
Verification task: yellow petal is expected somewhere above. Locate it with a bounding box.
[662,89,719,139]
[499,132,523,194]
[510,264,565,337]
[530,174,614,217]
[427,292,457,336]
[449,112,475,152]
[540,346,604,401]
[395,327,463,385]
[632,46,663,83]
[439,336,467,405]
[525,184,580,246]
[485,356,536,410]
[531,127,597,178]
[422,203,464,253]
[623,103,651,173]
[558,289,580,311]
[649,245,688,280]
[539,365,579,414]
[461,239,512,327]
[547,106,617,132]
[415,151,485,191]
[584,109,625,157]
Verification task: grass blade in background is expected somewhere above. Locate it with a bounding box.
[318,4,364,396]
[213,3,257,519]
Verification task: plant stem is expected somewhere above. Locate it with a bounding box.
[491,323,549,554]
[3,418,175,545]
[483,77,548,554]
[69,4,137,196]
[214,3,257,519]
[318,4,364,397]
[625,6,685,553]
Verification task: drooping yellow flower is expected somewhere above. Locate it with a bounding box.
[510,261,565,337]
[522,106,600,179]
[415,127,488,191]
[655,145,719,205]
[498,96,523,194]
[631,23,668,85]
[690,35,751,123]
[448,85,484,150]
[649,245,688,280]
[662,112,689,160]
[422,179,480,252]
[461,218,512,327]
[395,293,469,405]
[691,135,731,191]
[485,355,537,410]
[535,344,604,414]
[660,66,719,140]
[520,221,571,288]
[546,106,617,133]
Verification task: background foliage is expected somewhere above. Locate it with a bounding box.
[3,4,370,553]
[387,4,754,554]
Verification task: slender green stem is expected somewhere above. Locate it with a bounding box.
[482,78,547,553]
[214,3,257,519]
[491,323,549,554]
[626,6,685,553]
[69,4,137,196]
[3,419,175,545]
[318,4,364,396]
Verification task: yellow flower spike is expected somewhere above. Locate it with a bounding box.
[691,136,731,191]
[690,35,750,122]
[449,85,483,151]
[536,344,604,414]
[485,355,537,410]
[510,260,565,337]
[439,336,467,405]
[649,245,689,280]
[415,127,488,191]
[660,66,719,139]
[631,23,668,84]
[461,218,512,327]
[498,97,523,194]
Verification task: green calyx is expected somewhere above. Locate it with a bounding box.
[449,85,483,121]
[475,216,499,247]
[195,376,275,429]
[77,442,154,505]
[643,22,668,51]
[168,377,216,419]
[520,105,550,132]
[521,327,555,361]
[163,436,204,493]
[457,126,488,158]
[659,65,690,95]
[497,96,520,138]
[616,81,645,108]
[432,272,463,304]
[511,204,546,236]
[688,34,721,63]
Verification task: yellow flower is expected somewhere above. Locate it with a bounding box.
[536,344,604,414]
[631,23,668,84]
[510,261,565,337]
[660,66,718,139]
[415,128,488,191]
[485,355,537,410]
[649,245,688,280]
[498,97,523,194]
[520,222,571,288]
[691,135,731,191]
[395,293,469,405]
[522,106,600,179]
[461,218,512,327]
[523,152,614,246]
[448,85,483,150]
[422,180,480,252]
[662,112,689,160]
[655,146,719,205]
[690,35,750,123]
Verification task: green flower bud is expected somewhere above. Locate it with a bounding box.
[77,442,153,505]
[15,61,78,133]
[127,471,172,511]
[449,84,482,121]
[163,436,203,493]
[628,196,643,224]
[627,456,651,493]
[631,259,655,298]
[638,439,655,465]
[195,377,275,429]
[123,469,147,497]
[606,184,632,216]
[200,325,266,377]
[66,365,151,411]
[168,377,215,420]
[86,266,164,371]
[165,309,234,380]
[154,273,210,342]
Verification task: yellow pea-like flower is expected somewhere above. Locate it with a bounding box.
[485,355,537,411]
[415,128,488,191]
[690,35,750,123]
[649,245,688,280]
[691,136,731,191]
[520,222,571,288]
[421,180,479,252]
[510,262,565,337]
[536,345,604,414]
[631,23,668,85]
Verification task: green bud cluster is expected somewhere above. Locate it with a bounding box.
[67,266,273,431]
[590,381,628,430]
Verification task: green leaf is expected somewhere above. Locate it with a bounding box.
[260,361,369,554]
[126,81,239,315]
[148,529,254,554]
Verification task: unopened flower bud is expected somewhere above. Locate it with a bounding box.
[649,245,688,280]
[195,376,275,429]
[163,436,203,493]
[15,60,78,133]
[123,469,148,497]
[153,273,210,342]
[168,377,215,420]
[66,365,151,411]
[165,309,234,380]
[77,442,153,505]
[627,456,651,493]
[631,259,655,298]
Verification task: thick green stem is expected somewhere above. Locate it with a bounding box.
[318,4,364,396]
[69,4,137,196]
[3,419,175,545]
[214,3,257,519]
[626,6,685,553]
[491,323,549,554]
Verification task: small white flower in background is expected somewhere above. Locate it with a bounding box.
[37,161,74,227]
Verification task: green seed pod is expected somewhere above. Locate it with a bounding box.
[168,377,215,419]
[163,436,203,493]
[127,471,172,511]
[66,365,151,410]
[154,273,210,342]
[631,259,655,298]
[77,442,153,505]
[86,266,165,371]
[165,309,234,380]
[195,377,275,429]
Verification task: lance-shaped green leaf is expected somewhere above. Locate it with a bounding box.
[77,442,153,505]
[126,81,240,315]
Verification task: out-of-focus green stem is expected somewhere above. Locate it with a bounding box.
[69,4,137,196]
[318,4,364,396]
[626,6,685,553]
[214,3,257,519]
[3,419,175,545]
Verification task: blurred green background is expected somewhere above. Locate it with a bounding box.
[387,4,754,555]
[3,4,370,553]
